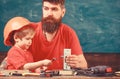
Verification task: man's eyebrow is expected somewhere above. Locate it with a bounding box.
[43,6,58,9]
[43,5,47,7]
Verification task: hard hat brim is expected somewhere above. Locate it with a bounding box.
[4,22,37,46]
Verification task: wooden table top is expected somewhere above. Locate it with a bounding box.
[0,76,120,79]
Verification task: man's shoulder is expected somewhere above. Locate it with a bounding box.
[34,22,42,31]
[60,23,75,32]
[61,23,69,27]
[35,22,42,26]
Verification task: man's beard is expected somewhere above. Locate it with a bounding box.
[41,16,62,33]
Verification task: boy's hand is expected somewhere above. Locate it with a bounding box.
[42,59,52,66]
[41,59,52,70]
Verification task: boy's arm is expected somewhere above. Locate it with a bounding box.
[0,57,7,70]
[23,59,51,70]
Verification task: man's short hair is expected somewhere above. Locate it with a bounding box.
[42,0,65,8]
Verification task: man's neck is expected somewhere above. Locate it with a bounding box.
[43,31,57,42]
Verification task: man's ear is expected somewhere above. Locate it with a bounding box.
[62,8,66,17]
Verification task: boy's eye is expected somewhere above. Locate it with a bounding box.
[26,38,29,40]
[26,38,30,40]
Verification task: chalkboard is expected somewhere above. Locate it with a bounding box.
[0,0,120,53]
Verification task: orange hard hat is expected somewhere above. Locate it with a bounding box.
[3,16,36,46]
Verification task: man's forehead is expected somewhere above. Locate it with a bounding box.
[43,2,61,8]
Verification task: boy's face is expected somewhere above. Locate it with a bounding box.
[15,32,34,51]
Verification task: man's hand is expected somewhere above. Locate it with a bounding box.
[66,54,88,69]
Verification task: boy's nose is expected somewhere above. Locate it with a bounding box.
[28,40,32,45]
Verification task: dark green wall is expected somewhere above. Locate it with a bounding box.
[0,0,120,53]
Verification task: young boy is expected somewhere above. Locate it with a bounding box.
[3,17,52,72]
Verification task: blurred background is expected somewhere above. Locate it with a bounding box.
[0,0,120,53]
[0,0,120,71]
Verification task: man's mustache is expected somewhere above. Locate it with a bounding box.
[43,16,55,22]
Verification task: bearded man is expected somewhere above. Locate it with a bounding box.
[30,0,88,70]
